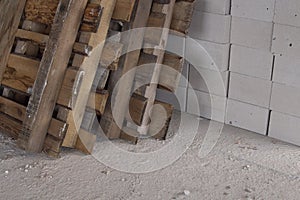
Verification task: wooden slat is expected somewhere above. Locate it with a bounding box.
[15,29,49,45]
[0,0,27,83]
[138,0,176,135]
[127,93,148,126]
[57,67,85,109]
[87,91,109,115]
[2,55,85,108]
[24,0,60,25]
[100,41,123,69]
[73,43,93,56]
[100,0,153,139]
[112,0,137,22]
[19,0,89,152]
[2,54,40,93]
[80,3,103,33]
[0,96,67,140]
[75,129,97,154]
[62,0,117,148]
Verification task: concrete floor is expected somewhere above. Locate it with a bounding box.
[0,113,299,199]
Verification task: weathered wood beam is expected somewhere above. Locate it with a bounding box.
[19,0,89,152]
[62,0,117,148]
[100,0,153,139]
[0,0,27,83]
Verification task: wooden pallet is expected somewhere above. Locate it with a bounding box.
[0,0,116,156]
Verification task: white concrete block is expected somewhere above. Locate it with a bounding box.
[231,17,273,50]
[231,0,275,22]
[178,62,189,88]
[185,38,230,72]
[274,0,300,28]
[189,11,231,44]
[269,111,300,147]
[226,99,269,135]
[272,24,300,58]
[229,73,272,108]
[270,83,300,118]
[187,89,227,122]
[156,87,187,112]
[273,54,300,88]
[189,66,229,97]
[195,0,230,15]
[230,45,273,80]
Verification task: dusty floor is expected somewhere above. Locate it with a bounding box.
[0,113,299,200]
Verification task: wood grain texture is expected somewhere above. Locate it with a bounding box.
[112,0,137,22]
[25,0,60,25]
[0,0,27,83]
[100,0,153,139]
[62,0,117,148]
[20,0,89,152]
[138,0,176,135]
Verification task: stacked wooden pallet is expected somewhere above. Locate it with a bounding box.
[0,0,195,156]
[0,0,116,156]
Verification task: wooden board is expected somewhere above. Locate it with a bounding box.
[138,0,176,135]
[24,0,60,25]
[100,0,153,139]
[62,0,117,148]
[112,0,137,22]
[19,0,89,152]
[0,0,27,83]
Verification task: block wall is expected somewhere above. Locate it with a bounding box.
[159,0,300,147]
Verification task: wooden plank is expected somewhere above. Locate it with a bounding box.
[2,54,40,93]
[100,0,153,139]
[138,0,176,135]
[15,29,49,45]
[127,93,148,126]
[100,41,123,69]
[73,43,93,56]
[0,0,27,83]
[92,67,110,91]
[14,21,48,57]
[112,0,137,22]
[0,112,22,139]
[80,3,103,33]
[24,0,60,25]
[0,96,67,140]
[144,13,166,46]
[150,100,173,139]
[62,0,117,148]
[87,91,109,115]
[75,129,97,154]
[19,0,89,152]
[2,54,85,108]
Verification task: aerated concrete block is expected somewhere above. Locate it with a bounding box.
[231,17,273,50]
[273,54,300,88]
[272,24,300,58]
[270,82,300,118]
[269,111,300,146]
[195,0,231,15]
[230,45,273,80]
[189,66,229,97]
[229,72,272,108]
[187,89,227,123]
[274,0,300,28]
[231,0,275,22]
[226,99,269,135]
[189,11,231,44]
